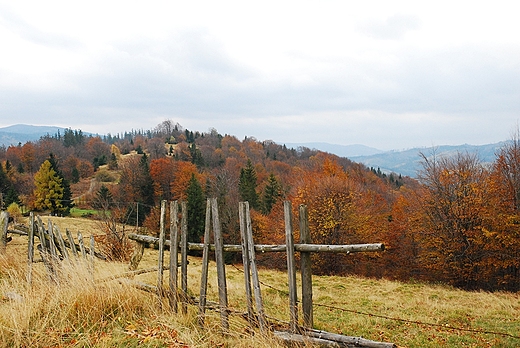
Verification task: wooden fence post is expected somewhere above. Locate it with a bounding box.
[284,201,298,333]
[157,200,167,309]
[0,211,8,254]
[211,198,229,332]
[244,202,267,332]
[299,204,313,328]
[198,198,212,327]
[27,212,34,284]
[180,201,188,315]
[89,235,95,279]
[169,201,179,312]
[66,229,79,260]
[239,202,254,325]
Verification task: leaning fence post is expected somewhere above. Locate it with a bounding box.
[27,212,35,284]
[0,211,8,254]
[157,200,167,309]
[89,235,95,279]
[239,202,254,325]
[244,201,267,333]
[198,198,212,327]
[78,231,87,259]
[180,201,188,315]
[54,225,69,260]
[169,201,179,312]
[66,229,79,260]
[211,198,229,332]
[299,204,313,328]
[284,201,298,333]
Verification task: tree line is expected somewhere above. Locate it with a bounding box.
[0,120,519,291]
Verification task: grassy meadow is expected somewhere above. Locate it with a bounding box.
[1,216,519,347]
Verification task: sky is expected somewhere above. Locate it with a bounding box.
[1,1,519,151]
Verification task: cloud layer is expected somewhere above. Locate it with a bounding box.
[1,1,519,150]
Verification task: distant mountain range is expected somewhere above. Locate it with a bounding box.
[1,124,507,178]
[0,124,68,146]
[283,141,506,178]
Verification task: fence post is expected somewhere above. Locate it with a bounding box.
[169,201,179,312]
[239,202,254,325]
[299,204,313,328]
[211,197,229,332]
[244,201,267,332]
[27,212,34,284]
[180,201,188,315]
[284,201,298,333]
[157,200,167,309]
[0,211,8,254]
[198,199,212,327]
[66,229,79,260]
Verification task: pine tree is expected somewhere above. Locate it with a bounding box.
[261,173,281,214]
[93,185,114,211]
[47,153,73,215]
[33,160,65,215]
[186,174,205,243]
[239,159,259,209]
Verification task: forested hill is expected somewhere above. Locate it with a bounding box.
[1,120,520,292]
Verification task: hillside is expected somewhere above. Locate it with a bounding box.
[350,142,506,177]
[1,218,519,347]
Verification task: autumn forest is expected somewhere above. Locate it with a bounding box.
[1,120,519,292]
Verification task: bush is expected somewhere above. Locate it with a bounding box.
[6,202,22,223]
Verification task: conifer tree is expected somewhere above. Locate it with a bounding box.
[261,173,281,214]
[47,153,73,215]
[186,174,205,243]
[33,160,65,215]
[239,159,259,209]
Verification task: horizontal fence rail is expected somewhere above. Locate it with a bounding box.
[127,233,384,254]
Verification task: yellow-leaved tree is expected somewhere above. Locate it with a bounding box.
[33,160,65,215]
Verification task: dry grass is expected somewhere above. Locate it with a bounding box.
[1,217,520,347]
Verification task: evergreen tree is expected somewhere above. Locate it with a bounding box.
[93,185,114,211]
[0,162,19,208]
[261,173,281,215]
[239,159,259,209]
[186,174,205,243]
[47,153,73,215]
[33,160,65,215]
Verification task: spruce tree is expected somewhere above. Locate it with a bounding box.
[261,173,281,215]
[47,153,73,215]
[34,160,65,215]
[186,174,205,243]
[239,159,259,209]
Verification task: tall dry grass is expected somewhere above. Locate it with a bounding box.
[0,234,286,348]
[2,221,520,347]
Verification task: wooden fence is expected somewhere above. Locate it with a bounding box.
[127,199,394,348]
[0,201,394,347]
[1,211,105,284]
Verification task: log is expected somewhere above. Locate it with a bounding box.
[274,331,341,347]
[127,233,384,254]
[303,329,397,348]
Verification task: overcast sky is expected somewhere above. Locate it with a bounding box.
[1,1,519,151]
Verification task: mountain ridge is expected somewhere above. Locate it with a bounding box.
[1,124,507,178]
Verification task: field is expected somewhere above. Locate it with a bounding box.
[1,216,519,347]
